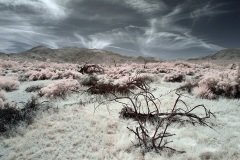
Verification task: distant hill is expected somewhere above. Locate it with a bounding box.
[0,46,160,64]
[192,49,240,60]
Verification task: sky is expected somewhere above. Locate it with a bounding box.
[0,0,239,59]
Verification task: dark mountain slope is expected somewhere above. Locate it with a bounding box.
[0,46,160,64]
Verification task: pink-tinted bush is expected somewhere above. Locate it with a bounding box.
[40,79,80,98]
[194,68,240,99]
[174,61,192,68]
[25,68,82,81]
[25,69,56,81]
[0,76,20,91]
[63,69,82,79]
[193,85,216,99]
[198,75,218,89]
[134,73,155,82]
[0,60,18,68]
[164,73,185,82]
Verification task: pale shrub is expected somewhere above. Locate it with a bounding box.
[0,90,5,100]
[63,69,82,79]
[0,76,20,91]
[197,75,218,89]
[174,61,192,68]
[25,70,43,81]
[25,69,56,81]
[164,73,185,82]
[0,60,18,68]
[51,70,64,80]
[0,98,4,109]
[40,79,80,98]
[80,75,98,86]
[35,62,47,69]
[184,69,194,76]
[0,67,3,76]
[113,76,130,86]
[25,69,82,81]
[194,68,240,99]
[193,85,215,99]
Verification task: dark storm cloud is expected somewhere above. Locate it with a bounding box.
[0,0,239,59]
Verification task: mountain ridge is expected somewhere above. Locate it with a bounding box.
[190,49,240,61]
[0,46,160,64]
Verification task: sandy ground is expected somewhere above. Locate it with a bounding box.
[0,76,240,160]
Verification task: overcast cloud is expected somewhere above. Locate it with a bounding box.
[0,0,239,59]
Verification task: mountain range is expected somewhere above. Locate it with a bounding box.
[0,46,160,64]
[0,46,240,63]
[199,49,240,60]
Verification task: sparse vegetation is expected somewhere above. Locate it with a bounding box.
[0,97,40,135]
[97,81,214,154]
[0,58,240,159]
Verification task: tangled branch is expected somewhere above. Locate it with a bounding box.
[96,80,215,154]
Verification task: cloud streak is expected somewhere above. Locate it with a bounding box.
[190,2,228,20]
[0,0,68,19]
[122,0,167,15]
[107,0,167,15]
[0,0,235,59]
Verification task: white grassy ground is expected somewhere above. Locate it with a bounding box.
[0,61,240,160]
[1,81,240,160]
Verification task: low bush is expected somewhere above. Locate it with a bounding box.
[63,69,82,79]
[80,75,98,86]
[78,64,103,74]
[0,76,20,91]
[40,79,80,99]
[25,69,82,81]
[87,74,151,95]
[25,85,43,92]
[0,90,5,100]
[87,83,133,95]
[185,70,194,76]
[0,60,18,68]
[0,67,3,76]
[158,69,170,73]
[0,97,39,135]
[25,69,55,81]
[193,85,216,99]
[193,69,240,99]
[0,98,4,109]
[18,74,29,82]
[164,73,185,82]
[174,62,191,68]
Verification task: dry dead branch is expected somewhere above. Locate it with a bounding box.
[96,80,215,154]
